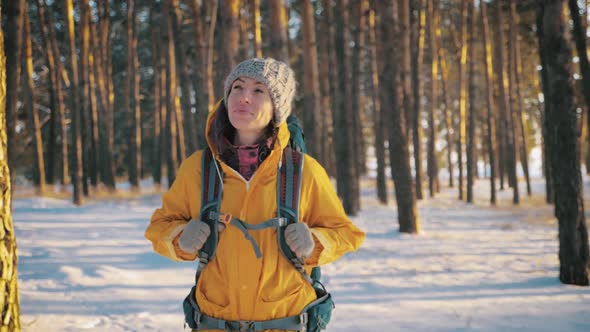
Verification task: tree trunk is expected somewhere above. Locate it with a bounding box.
[466,0,475,203]
[126,0,141,190]
[65,0,84,205]
[351,0,367,178]
[301,0,322,161]
[252,0,262,58]
[411,0,426,200]
[511,0,532,196]
[87,8,101,191]
[96,0,115,192]
[540,0,590,286]
[378,0,419,233]
[456,0,469,200]
[126,0,137,189]
[150,9,162,188]
[36,0,58,185]
[0,7,22,325]
[369,7,388,204]
[506,0,520,204]
[188,0,205,149]
[427,0,440,197]
[23,4,46,194]
[320,0,337,176]
[480,0,497,205]
[269,0,289,62]
[240,5,250,59]
[568,0,590,173]
[205,1,218,111]
[536,1,553,204]
[80,0,96,193]
[495,2,518,203]
[438,40,453,188]
[334,0,360,215]
[163,0,178,186]
[221,0,241,87]
[3,0,25,189]
[171,0,197,155]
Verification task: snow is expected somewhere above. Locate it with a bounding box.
[14,177,590,332]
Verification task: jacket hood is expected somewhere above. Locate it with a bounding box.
[205,99,291,157]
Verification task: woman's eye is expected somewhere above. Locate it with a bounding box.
[255,89,263,94]
[233,85,242,90]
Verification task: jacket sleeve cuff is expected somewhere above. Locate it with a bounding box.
[304,229,326,266]
[172,235,198,261]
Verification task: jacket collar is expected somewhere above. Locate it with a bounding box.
[205,100,291,177]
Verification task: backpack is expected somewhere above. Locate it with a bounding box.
[183,115,334,332]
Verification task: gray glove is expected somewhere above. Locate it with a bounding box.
[285,222,315,259]
[178,220,211,254]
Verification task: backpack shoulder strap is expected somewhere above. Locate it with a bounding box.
[276,147,316,284]
[194,148,223,284]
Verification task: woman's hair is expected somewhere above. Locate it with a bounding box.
[208,102,277,156]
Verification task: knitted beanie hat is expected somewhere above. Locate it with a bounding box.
[224,58,296,127]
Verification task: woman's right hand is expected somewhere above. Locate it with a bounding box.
[178,220,211,254]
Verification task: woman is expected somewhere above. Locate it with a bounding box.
[145,57,365,331]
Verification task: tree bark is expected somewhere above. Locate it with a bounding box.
[188,0,205,149]
[0,6,22,325]
[80,0,94,193]
[3,0,25,189]
[163,0,179,186]
[438,39,453,188]
[466,0,475,203]
[97,0,116,192]
[171,0,197,155]
[511,0,531,196]
[301,0,322,161]
[334,0,360,215]
[427,0,440,197]
[411,0,426,200]
[252,0,263,58]
[568,0,590,173]
[536,1,553,204]
[221,0,241,88]
[126,0,141,190]
[36,0,58,185]
[351,0,368,178]
[480,0,497,205]
[65,0,84,205]
[269,0,289,62]
[205,1,218,111]
[495,2,518,203]
[86,5,100,191]
[541,0,590,286]
[506,0,520,204]
[457,0,469,200]
[369,7,388,204]
[150,9,162,188]
[23,4,46,194]
[321,0,337,176]
[378,0,419,232]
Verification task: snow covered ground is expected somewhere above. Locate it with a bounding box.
[13,177,590,331]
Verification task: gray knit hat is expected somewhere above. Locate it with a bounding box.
[224,58,296,127]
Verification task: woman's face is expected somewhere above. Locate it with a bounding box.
[227,76,274,138]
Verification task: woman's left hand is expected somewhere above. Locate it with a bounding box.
[285,223,315,259]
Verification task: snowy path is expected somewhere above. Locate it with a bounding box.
[13,178,590,331]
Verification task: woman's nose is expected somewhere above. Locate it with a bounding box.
[239,91,251,104]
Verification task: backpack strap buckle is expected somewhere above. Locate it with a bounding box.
[217,212,233,225]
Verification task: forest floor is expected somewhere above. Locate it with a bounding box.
[12,175,590,331]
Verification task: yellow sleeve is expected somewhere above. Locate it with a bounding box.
[300,156,366,266]
[144,152,202,262]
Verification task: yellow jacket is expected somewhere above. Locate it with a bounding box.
[145,101,365,327]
